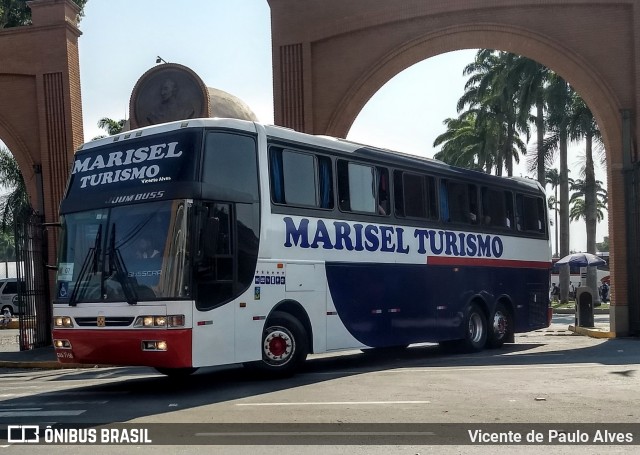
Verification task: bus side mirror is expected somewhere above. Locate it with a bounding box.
[202,217,219,258]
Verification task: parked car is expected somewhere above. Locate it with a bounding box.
[0,278,26,317]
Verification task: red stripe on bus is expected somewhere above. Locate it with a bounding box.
[427,256,551,269]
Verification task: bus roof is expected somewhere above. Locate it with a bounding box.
[78,117,544,195]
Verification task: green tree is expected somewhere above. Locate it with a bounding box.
[568,94,603,254]
[546,168,561,257]
[433,114,495,172]
[596,236,609,252]
[0,230,15,261]
[0,0,87,28]
[538,75,574,302]
[0,146,31,234]
[450,50,528,175]
[569,178,607,222]
[516,60,550,186]
[544,76,573,257]
[93,117,126,140]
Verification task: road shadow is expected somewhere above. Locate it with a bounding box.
[1,334,638,426]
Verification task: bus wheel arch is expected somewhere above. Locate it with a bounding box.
[269,300,314,353]
[487,299,514,348]
[254,304,311,376]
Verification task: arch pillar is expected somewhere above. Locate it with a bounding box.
[0,0,84,264]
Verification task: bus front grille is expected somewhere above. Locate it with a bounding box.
[74,317,134,327]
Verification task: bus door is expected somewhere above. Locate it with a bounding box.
[191,201,259,366]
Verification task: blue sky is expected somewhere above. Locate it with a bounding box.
[77,1,606,250]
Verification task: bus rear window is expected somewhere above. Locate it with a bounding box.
[516,194,546,234]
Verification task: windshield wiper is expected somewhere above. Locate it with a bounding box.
[68,224,102,306]
[108,225,138,305]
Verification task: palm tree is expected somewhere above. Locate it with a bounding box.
[510,58,550,186]
[568,94,603,254]
[543,75,574,302]
[570,178,607,219]
[0,146,31,234]
[433,115,487,171]
[454,50,528,175]
[545,76,574,255]
[545,168,561,257]
[568,197,606,223]
[93,117,126,140]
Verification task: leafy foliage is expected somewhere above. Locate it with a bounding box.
[93,117,126,140]
[0,146,31,235]
[0,0,87,28]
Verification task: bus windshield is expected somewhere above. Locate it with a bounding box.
[55,199,191,303]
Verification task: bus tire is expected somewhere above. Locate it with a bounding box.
[461,303,487,352]
[254,311,308,377]
[487,302,512,349]
[154,367,198,377]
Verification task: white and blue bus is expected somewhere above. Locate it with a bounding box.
[52,118,552,376]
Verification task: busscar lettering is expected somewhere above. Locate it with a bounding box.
[283,217,504,258]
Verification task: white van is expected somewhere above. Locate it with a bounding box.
[0,278,25,316]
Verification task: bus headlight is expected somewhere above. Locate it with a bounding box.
[142,340,168,351]
[54,339,72,349]
[54,316,74,328]
[134,315,185,328]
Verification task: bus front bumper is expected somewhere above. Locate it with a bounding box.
[52,328,192,368]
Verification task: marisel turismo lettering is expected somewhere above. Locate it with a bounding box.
[283,217,504,257]
[73,142,183,188]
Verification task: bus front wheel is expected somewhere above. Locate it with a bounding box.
[461,303,487,352]
[254,311,308,377]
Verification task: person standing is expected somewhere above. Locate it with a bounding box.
[0,307,11,328]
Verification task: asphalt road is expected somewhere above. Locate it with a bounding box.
[0,314,638,454]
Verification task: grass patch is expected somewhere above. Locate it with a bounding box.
[551,301,610,310]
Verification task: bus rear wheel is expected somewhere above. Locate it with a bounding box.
[487,303,512,349]
[461,303,487,352]
[253,311,308,377]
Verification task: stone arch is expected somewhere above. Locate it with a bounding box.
[269,0,639,335]
[0,113,37,204]
[326,24,620,159]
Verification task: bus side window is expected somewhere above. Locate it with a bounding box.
[270,148,334,209]
[282,150,317,207]
[397,171,437,220]
[515,194,545,233]
[505,191,514,229]
[318,156,334,209]
[481,187,511,228]
[439,180,449,221]
[445,180,477,224]
[535,197,546,233]
[376,167,390,215]
[337,160,376,214]
[393,171,404,216]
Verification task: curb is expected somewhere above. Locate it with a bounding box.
[1,320,19,330]
[568,325,616,339]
